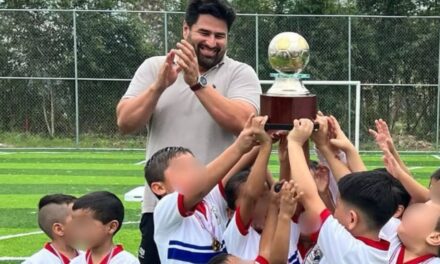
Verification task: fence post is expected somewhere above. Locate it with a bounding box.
[255,14,259,77]
[73,10,79,146]
[348,16,352,142]
[164,12,168,54]
[437,28,440,151]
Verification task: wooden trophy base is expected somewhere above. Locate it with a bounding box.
[261,94,317,162]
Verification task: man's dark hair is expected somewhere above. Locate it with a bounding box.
[39,194,77,210]
[338,170,398,231]
[72,191,124,235]
[144,147,193,190]
[207,253,232,264]
[431,168,440,181]
[224,169,250,210]
[185,0,236,31]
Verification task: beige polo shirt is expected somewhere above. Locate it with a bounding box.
[123,55,261,213]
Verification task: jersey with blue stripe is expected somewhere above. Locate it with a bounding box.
[154,184,228,264]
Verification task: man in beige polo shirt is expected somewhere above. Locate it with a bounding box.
[116,0,261,263]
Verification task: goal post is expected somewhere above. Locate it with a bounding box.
[259,80,362,150]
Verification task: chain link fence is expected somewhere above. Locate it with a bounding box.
[0,9,439,151]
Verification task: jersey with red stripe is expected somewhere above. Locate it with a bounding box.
[387,218,440,264]
[154,184,229,263]
[22,243,83,264]
[314,209,390,263]
[223,207,301,264]
[69,245,138,264]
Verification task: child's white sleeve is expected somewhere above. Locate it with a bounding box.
[316,209,363,261]
[379,217,400,241]
[153,192,189,236]
[223,208,258,258]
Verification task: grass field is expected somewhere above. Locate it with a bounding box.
[0,150,438,263]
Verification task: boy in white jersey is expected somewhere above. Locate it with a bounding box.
[287,118,398,264]
[148,115,266,263]
[222,130,301,263]
[70,191,138,264]
[208,180,303,264]
[382,150,440,263]
[23,194,80,264]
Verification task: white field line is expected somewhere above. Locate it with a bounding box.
[134,159,146,165]
[0,257,27,261]
[0,221,140,241]
[433,155,440,160]
[408,166,422,170]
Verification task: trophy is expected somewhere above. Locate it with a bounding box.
[261,32,317,161]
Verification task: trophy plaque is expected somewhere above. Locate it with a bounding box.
[261,32,317,161]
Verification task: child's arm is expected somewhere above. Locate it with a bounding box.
[221,145,260,187]
[258,183,281,261]
[328,115,366,173]
[383,149,430,203]
[313,166,336,213]
[278,135,291,182]
[369,119,411,175]
[269,180,302,264]
[311,116,351,181]
[288,119,326,217]
[182,115,262,212]
[238,116,272,227]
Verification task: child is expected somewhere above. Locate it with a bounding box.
[23,194,80,264]
[288,118,398,263]
[387,202,440,263]
[69,191,139,264]
[208,180,302,264]
[147,115,265,263]
[222,128,301,263]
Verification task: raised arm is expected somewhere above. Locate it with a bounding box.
[182,115,260,211]
[311,115,351,181]
[116,51,180,134]
[288,119,326,217]
[383,149,430,203]
[369,119,411,175]
[270,180,302,264]
[237,116,272,226]
[328,115,366,173]
[174,40,258,135]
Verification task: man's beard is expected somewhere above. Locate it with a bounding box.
[188,35,226,70]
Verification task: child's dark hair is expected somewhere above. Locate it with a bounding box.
[38,194,77,239]
[338,170,398,231]
[72,191,124,235]
[374,168,411,209]
[185,0,236,31]
[431,168,440,182]
[224,169,250,210]
[144,147,193,190]
[207,253,232,264]
[39,193,76,210]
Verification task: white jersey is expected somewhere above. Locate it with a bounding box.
[387,218,440,264]
[70,245,138,264]
[154,184,229,263]
[315,209,390,264]
[22,243,83,264]
[223,207,301,264]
